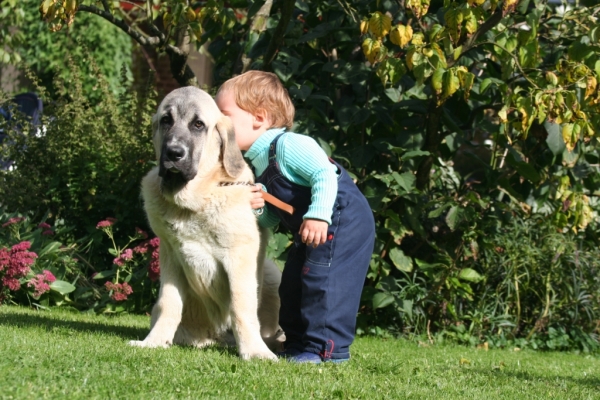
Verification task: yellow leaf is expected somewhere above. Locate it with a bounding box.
[463,9,478,35]
[432,68,445,95]
[459,357,471,365]
[362,38,382,64]
[585,75,597,99]
[163,12,172,27]
[390,24,413,48]
[411,32,425,46]
[185,6,196,22]
[562,123,576,151]
[360,19,369,35]
[467,0,486,5]
[498,106,508,123]
[39,0,55,18]
[406,47,417,70]
[442,70,460,100]
[503,0,518,15]
[545,71,558,86]
[369,11,392,38]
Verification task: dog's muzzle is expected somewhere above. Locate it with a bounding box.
[159,141,196,190]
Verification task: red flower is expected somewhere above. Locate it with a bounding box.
[42,230,54,236]
[0,241,38,300]
[135,227,148,239]
[38,222,52,230]
[27,270,56,297]
[105,281,133,301]
[2,217,25,228]
[96,220,114,229]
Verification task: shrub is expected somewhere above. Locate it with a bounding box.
[0,60,156,268]
[0,210,77,307]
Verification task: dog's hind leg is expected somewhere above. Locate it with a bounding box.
[258,259,284,351]
[130,243,187,348]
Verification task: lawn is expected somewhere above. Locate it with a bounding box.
[0,306,598,399]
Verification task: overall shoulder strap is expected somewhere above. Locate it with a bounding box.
[268,133,285,165]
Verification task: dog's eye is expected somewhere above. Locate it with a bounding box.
[194,120,205,130]
[160,115,173,125]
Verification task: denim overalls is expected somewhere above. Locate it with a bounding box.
[255,133,375,361]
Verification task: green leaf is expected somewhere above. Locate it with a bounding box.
[402,150,430,159]
[458,268,483,282]
[372,292,395,309]
[445,205,462,231]
[93,270,115,279]
[38,241,62,258]
[389,248,413,272]
[480,78,492,94]
[544,121,565,156]
[50,280,76,295]
[392,171,416,193]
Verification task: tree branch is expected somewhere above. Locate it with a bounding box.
[448,8,504,68]
[262,0,295,71]
[235,0,274,74]
[78,5,161,47]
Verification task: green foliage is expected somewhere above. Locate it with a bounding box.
[0,210,78,307]
[202,0,600,349]
[0,58,156,269]
[0,0,132,100]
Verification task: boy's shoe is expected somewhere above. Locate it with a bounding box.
[277,347,303,358]
[285,351,322,364]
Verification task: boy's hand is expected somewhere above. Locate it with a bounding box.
[250,184,265,210]
[299,218,329,248]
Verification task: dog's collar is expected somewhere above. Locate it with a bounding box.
[217,181,254,187]
[217,181,294,215]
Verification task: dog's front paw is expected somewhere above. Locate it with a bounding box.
[239,348,278,361]
[128,340,170,349]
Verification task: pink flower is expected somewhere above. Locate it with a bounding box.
[38,222,52,230]
[148,238,160,282]
[135,227,148,239]
[105,281,133,301]
[113,257,125,267]
[42,230,54,236]
[96,220,114,229]
[27,270,56,297]
[121,249,133,261]
[0,241,37,299]
[106,217,118,223]
[2,217,25,228]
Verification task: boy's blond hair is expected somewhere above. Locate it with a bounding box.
[218,71,295,129]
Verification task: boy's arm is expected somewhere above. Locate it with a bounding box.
[279,135,338,224]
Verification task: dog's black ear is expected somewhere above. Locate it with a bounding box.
[216,115,246,178]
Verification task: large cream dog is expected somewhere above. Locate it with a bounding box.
[129,86,281,360]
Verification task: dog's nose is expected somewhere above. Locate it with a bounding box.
[166,145,186,162]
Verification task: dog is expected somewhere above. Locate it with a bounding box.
[129,86,282,360]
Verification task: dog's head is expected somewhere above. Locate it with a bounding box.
[151,86,246,194]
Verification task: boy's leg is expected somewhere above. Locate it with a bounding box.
[278,239,307,352]
[301,193,375,361]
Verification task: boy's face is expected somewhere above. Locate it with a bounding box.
[215,90,257,151]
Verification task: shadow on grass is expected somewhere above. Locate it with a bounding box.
[0,312,242,357]
[0,312,149,341]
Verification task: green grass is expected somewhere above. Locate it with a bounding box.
[1,306,599,399]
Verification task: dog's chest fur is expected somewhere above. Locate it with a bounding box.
[142,167,259,301]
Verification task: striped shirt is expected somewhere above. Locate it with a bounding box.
[244,128,338,227]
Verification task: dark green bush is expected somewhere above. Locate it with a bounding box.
[0,60,156,268]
